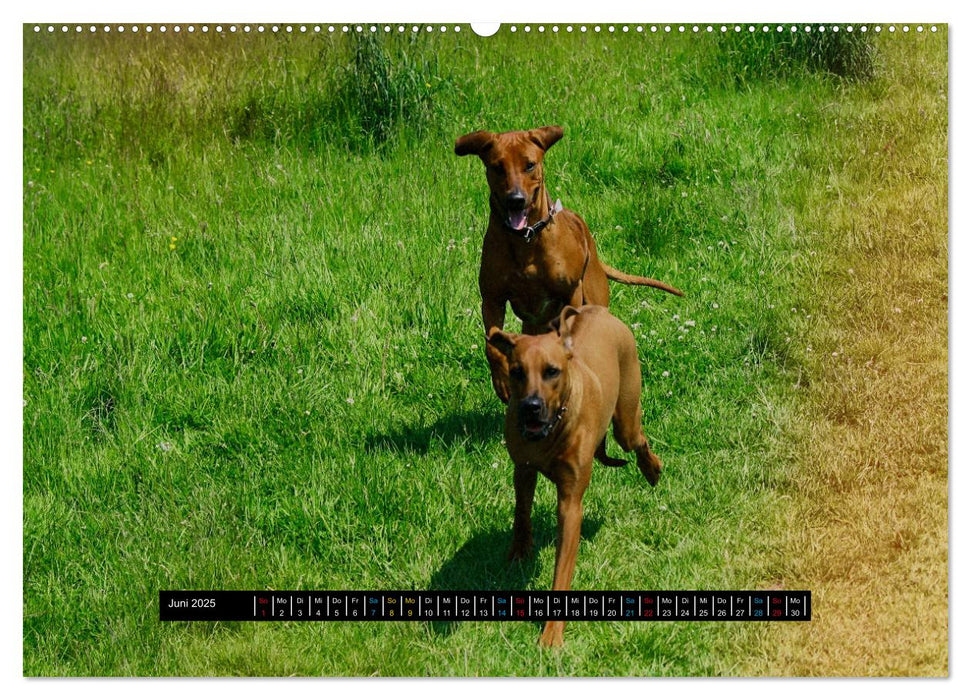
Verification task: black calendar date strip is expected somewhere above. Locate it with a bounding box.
[160,590,810,622]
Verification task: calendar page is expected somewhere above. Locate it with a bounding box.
[20,15,948,679]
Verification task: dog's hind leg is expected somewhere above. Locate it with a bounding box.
[614,417,662,486]
[595,438,627,467]
[612,355,662,486]
[633,442,662,486]
[613,417,662,486]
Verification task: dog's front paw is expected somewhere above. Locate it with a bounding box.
[507,537,534,562]
[539,621,565,647]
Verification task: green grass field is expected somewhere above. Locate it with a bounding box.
[22,25,947,676]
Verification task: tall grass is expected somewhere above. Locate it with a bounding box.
[24,30,450,159]
[718,27,875,83]
[333,33,445,148]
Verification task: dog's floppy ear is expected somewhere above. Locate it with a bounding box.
[455,130,495,157]
[529,125,564,152]
[550,306,581,336]
[550,306,581,356]
[487,329,517,358]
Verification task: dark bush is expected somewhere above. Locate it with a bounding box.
[719,28,875,83]
[332,33,441,149]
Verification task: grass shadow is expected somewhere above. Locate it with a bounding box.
[365,408,503,454]
[426,517,603,637]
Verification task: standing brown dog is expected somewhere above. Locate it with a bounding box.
[456,125,682,403]
[488,305,663,647]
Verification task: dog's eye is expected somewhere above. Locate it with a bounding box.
[525,161,536,173]
[510,366,526,381]
[489,163,505,176]
[542,366,561,380]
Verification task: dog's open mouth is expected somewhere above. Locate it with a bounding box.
[520,417,549,440]
[506,209,528,232]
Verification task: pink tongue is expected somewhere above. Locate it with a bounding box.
[509,211,527,230]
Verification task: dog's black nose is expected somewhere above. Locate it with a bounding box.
[506,191,527,211]
[520,395,544,416]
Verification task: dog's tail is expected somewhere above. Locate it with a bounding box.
[601,263,683,296]
[595,439,628,467]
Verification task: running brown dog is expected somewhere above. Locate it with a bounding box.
[455,125,682,403]
[487,304,662,647]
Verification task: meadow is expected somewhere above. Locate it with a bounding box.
[22,24,947,676]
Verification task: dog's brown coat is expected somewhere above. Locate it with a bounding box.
[488,305,662,647]
[456,126,682,403]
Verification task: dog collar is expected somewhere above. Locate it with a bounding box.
[521,403,568,441]
[515,199,563,243]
